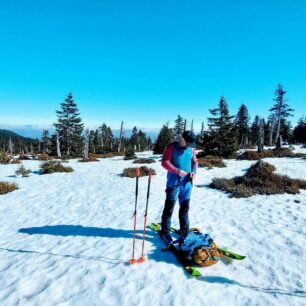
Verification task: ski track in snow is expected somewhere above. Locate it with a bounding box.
[0,147,306,306]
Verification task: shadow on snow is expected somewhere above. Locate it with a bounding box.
[2,224,303,298]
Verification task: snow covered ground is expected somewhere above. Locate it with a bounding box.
[0,147,306,306]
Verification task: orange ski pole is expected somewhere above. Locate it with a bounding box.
[137,171,152,263]
[129,167,140,264]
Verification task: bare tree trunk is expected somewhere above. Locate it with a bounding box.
[56,133,61,158]
[275,119,281,148]
[118,121,124,152]
[257,119,264,153]
[83,129,90,160]
[8,138,13,155]
[268,121,275,146]
[276,135,283,149]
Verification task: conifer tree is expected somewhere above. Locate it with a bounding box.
[270,84,294,148]
[206,96,238,158]
[173,115,185,140]
[130,126,139,151]
[93,129,100,153]
[250,115,260,145]
[106,127,114,151]
[54,93,84,157]
[88,130,96,153]
[41,129,51,154]
[235,104,250,146]
[293,117,306,143]
[153,123,174,154]
[137,130,147,151]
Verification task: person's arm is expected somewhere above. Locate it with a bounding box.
[161,144,179,175]
[191,148,198,174]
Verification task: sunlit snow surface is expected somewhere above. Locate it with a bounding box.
[0,146,305,306]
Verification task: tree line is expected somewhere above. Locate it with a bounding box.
[1,84,305,158]
[154,84,306,157]
[1,93,152,158]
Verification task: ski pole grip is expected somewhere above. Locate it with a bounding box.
[148,171,152,181]
[136,167,140,177]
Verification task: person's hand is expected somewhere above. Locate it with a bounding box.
[191,172,196,180]
[177,169,187,177]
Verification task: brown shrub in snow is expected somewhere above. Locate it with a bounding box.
[237,147,304,160]
[198,155,226,169]
[122,166,156,178]
[209,160,306,198]
[0,182,18,195]
[37,154,54,161]
[133,158,156,164]
[79,155,99,162]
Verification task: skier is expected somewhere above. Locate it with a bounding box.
[160,130,198,242]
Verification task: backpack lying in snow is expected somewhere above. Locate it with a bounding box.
[178,230,221,267]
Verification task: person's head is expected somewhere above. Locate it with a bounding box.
[179,131,196,148]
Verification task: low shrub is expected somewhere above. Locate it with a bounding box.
[209,160,306,198]
[37,154,53,161]
[122,166,156,178]
[238,147,306,160]
[271,147,295,157]
[133,158,156,164]
[0,153,11,164]
[0,182,18,195]
[79,155,99,162]
[124,155,137,160]
[198,155,226,169]
[10,159,21,164]
[15,165,32,177]
[237,150,274,160]
[40,161,73,174]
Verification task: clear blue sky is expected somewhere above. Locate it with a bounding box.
[0,0,305,133]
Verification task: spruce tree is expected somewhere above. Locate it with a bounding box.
[41,129,51,154]
[206,97,238,158]
[93,129,100,153]
[153,123,174,154]
[293,117,306,143]
[235,104,250,146]
[250,115,260,145]
[54,93,84,157]
[130,126,139,151]
[89,130,96,153]
[137,130,147,151]
[173,115,185,140]
[106,127,114,151]
[270,84,294,148]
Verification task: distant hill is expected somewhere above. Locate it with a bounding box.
[0,129,37,153]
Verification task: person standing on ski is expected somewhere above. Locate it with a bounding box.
[160,130,198,241]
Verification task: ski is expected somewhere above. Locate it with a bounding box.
[150,223,201,277]
[167,225,246,260]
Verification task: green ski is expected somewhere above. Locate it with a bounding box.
[150,223,201,277]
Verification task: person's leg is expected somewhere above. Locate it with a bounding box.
[178,178,192,234]
[161,186,179,234]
